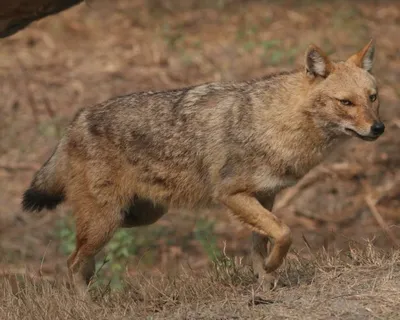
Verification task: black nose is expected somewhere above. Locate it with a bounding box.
[370,122,385,136]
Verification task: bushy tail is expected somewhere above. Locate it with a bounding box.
[22,142,67,212]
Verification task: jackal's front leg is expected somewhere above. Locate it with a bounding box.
[220,193,292,286]
[252,232,276,289]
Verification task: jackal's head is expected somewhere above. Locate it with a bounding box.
[304,40,384,141]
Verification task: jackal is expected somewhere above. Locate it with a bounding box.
[22,40,384,293]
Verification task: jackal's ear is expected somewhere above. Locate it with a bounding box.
[347,39,375,72]
[305,45,333,79]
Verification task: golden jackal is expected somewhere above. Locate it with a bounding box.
[23,40,384,293]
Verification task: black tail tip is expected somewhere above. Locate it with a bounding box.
[22,188,65,212]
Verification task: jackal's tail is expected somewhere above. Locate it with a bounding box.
[22,141,67,212]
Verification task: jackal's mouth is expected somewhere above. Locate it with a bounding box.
[345,128,379,141]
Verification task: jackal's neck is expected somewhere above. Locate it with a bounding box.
[253,71,344,174]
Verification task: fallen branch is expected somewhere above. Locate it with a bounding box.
[294,203,363,227]
[365,195,400,248]
[275,162,363,210]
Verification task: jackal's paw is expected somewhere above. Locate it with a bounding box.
[254,271,278,291]
[67,274,93,301]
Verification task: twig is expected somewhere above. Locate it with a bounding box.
[91,256,110,288]
[302,234,313,251]
[99,278,112,299]
[42,94,56,119]
[275,166,331,210]
[39,241,52,278]
[365,195,400,248]
[294,199,363,226]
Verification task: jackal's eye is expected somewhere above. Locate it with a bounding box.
[369,94,377,102]
[339,99,353,106]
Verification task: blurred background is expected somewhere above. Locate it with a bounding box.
[0,0,399,287]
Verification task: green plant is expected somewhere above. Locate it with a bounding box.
[56,215,164,289]
[37,116,68,139]
[210,244,253,287]
[194,218,221,262]
[161,23,184,50]
[243,41,256,53]
[56,216,76,256]
[261,39,281,51]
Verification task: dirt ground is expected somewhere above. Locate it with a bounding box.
[0,0,399,318]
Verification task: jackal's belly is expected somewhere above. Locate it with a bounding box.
[121,195,167,227]
[130,162,213,209]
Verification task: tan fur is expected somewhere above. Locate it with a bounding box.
[23,41,384,294]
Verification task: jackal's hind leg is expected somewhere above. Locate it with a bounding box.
[251,194,278,290]
[67,202,122,297]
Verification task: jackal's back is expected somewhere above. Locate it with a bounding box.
[66,82,246,208]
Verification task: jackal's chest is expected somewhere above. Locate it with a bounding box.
[252,169,299,194]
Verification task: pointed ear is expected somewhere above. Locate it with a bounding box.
[305,44,333,79]
[347,39,375,72]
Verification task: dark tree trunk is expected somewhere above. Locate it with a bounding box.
[0,0,83,38]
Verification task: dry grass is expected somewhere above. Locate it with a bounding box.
[1,244,399,319]
[1,0,399,266]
